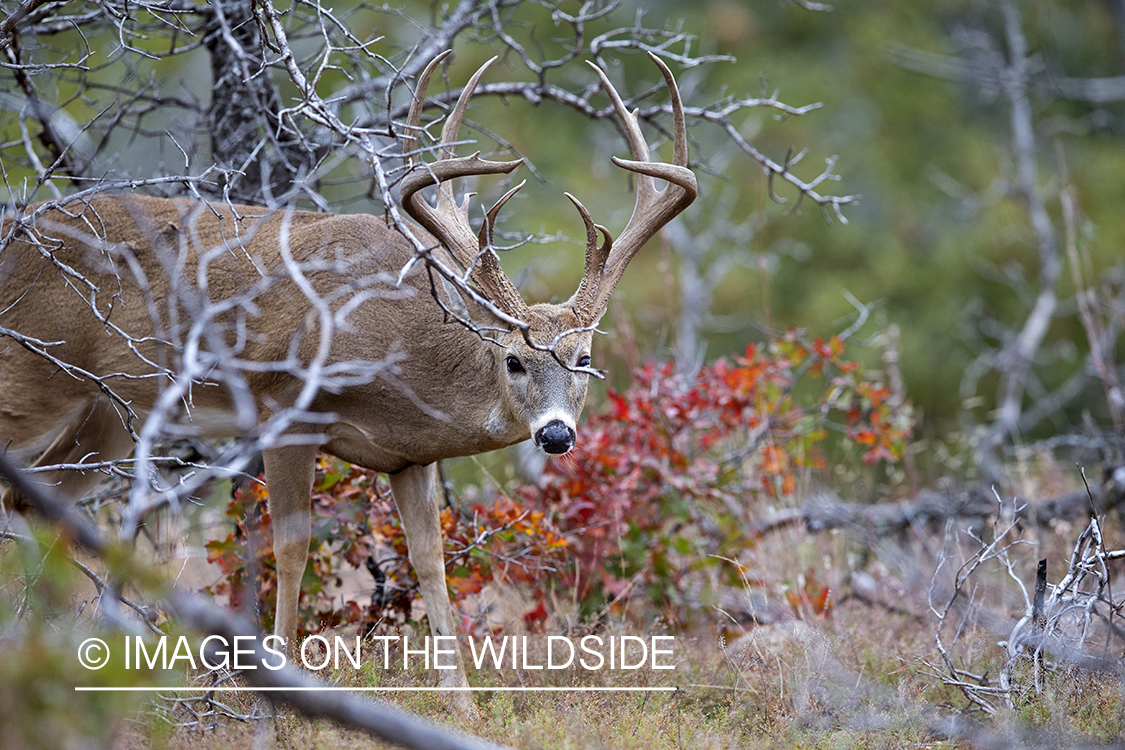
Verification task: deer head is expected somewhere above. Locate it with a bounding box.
[400,51,696,454]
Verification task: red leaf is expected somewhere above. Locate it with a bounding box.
[523,596,548,632]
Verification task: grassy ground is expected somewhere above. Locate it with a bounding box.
[111,510,1125,749]
[112,597,1122,750]
[4,465,1124,750]
[123,614,939,750]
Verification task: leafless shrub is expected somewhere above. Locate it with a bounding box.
[890,0,1125,482]
[921,485,1125,717]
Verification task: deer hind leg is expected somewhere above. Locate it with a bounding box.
[262,442,317,653]
[1,398,135,514]
[388,462,478,717]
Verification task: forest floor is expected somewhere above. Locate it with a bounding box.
[107,491,1125,750]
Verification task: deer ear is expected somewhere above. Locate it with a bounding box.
[562,298,606,329]
[436,273,471,320]
[432,267,518,332]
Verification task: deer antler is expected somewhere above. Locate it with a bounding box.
[401,51,529,318]
[567,52,697,326]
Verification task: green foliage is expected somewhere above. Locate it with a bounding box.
[0,527,184,748]
[638,0,1125,437]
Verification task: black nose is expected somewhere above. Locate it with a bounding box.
[535,419,575,455]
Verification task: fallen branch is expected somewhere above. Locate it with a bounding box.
[755,472,1125,539]
[168,595,510,750]
[0,452,511,750]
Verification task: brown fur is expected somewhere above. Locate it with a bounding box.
[0,193,594,714]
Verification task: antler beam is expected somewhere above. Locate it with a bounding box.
[567,52,698,325]
[401,51,529,318]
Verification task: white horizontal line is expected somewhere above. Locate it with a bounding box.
[75,686,677,693]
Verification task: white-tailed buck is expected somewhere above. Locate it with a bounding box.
[0,51,695,707]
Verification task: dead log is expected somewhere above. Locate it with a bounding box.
[754,467,1125,538]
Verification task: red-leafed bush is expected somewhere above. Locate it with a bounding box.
[520,330,912,618]
[205,458,566,636]
[205,331,912,633]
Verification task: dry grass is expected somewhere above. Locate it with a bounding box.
[4,463,1124,750]
[102,506,1124,750]
[111,606,960,750]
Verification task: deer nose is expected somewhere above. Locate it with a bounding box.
[535,419,575,455]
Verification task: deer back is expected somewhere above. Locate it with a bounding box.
[0,193,531,469]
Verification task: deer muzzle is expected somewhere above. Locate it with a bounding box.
[535,419,576,455]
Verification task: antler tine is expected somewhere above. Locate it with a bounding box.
[400,52,529,318]
[432,55,499,219]
[568,52,697,324]
[439,56,494,163]
[585,59,657,206]
[403,50,451,171]
[564,192,612,325]
[478,180,526,251]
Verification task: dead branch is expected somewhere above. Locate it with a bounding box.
[169,595,512,750]
[917,486,1125,716]
[0,451,512,750]
[885,3,1125,483]
[754,474,1125,539]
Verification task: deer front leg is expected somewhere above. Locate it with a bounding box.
[388,462,478,718]
[262,443,318,654]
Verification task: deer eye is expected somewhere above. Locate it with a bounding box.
[577,355,592,368]
[505,355,525,374]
